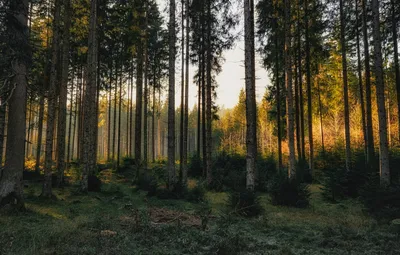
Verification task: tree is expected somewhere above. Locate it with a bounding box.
[285,0,296,179]
[81,0,98,192]
[168,0,176,190]
[339,0,351,172]
[244,0,257,190]
[0,0,29,209]
[371,0,390,186]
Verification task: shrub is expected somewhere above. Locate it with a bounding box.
[228,190,263,217]
[136,173,158,197]
[321,165,347,202]
[361,173,400,221]
[256,155,277,192]
[269,172,310,208]
[188,153,203,178]
[185,183,206,203]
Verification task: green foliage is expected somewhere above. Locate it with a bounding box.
[256,155,278,192]
[269,172,310,208]
[228,190,263,217]
[136,173,158,197]
[188,153,203,178]
[185,183,206,203]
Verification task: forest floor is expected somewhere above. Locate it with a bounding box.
[0,169,399,255]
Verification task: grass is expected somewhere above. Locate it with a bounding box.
[1,170,399,255]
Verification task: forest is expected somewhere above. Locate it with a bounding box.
[0,0,400,254]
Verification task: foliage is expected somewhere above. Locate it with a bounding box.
[185,182,206,203]
[188,153,203,178]
[136,173,158,197]
[228,190,263,217]
[269,172,310,208]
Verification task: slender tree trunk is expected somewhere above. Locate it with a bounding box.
[56,0,71,186]
[42,0,62,197]
[135,33,143,177]
[274,2,283,170]
[67,69,75,165]
[144,8,149,170]
[130,62,134,157]
[391,0,400,143]
[81,0,98,192]
[107,64,112,161]
[197,60,201,156]
[305,0,313,175]
[371,0,390,186]
[294,50,301,160]
[285,0,296,179]
[355,0,368,160]
[244,0,257,190]
[0,102,6,167]
[339,0,351,172]
[26,96,33,157]
[117,59,122,169]
[362,0,375,165]
[168,0,176,190]
[0,0,28,209]
[179,0,185,184]
[182,0,190,186]
[113,61,118,162]
[152,72,156,162]
[317,68,325,152]
[35,95,44,172]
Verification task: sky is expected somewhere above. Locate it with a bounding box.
[155,0,270,110]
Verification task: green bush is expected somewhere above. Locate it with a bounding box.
[136,173,158,197]
[269,172,310,208]
[256,155,277,192]
[188,153,203,178]
[185,183,206,203]
[228,190,263,217]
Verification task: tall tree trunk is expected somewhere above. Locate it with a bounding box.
[26,96,33,157]
[294,50,301,160]
[0,0,28,209]
[0,102,6,167]
[362,0,375,165]
[391,0,400,143]
[143,7,149,170]
[113,61,117,162]
[81,0,98,192]
[317,67,325,152]
[274,2,283,170]
[117,60,122,169]
[297,4,306,162]
[355,0,368,161]
[371,0,390,186]
[182,0,190,186]
[168,0,176,190]
[67,70,74,165]
[42,0,62,197]
[56,0,71,186]
[339,0,351,172]
[35,95,44,173]
[205,0,213,186]
[107,64,113,161]
[130,62,134,157]
[244,0,257,190]
[305,0,313,175]
[285,0,296,179]
[152,72,156,162]
[135,33,143,177]
[197,61,201,155]
[179,0,185,184]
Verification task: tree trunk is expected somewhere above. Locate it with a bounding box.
[355,0,368,161]
[81,0,98,192]
[244,0,257,190]
[305,0,313,175]
[285,0,296,179]
[179,0,185,184]
[135,32,143,177]
[113,61,117,162]
[362,0,375,165]
[0,0,28,209]
[144,6,149,170]
[168,0,176,190]
[371,0,390,186]
[117,58,122,169]
[391,0,400,143]
[339,0,351,172]
[107,64,113,161]
[67,69,75,165]
[0,102,6,167]
[56,0,71,186]
[182,0,190,186]
[42,0,62,197]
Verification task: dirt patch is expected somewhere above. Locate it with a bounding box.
[120,207,203,229]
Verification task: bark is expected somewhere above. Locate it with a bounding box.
[56,0,72,186]
[179,0,185,184]
[371,0,390,186]
[355,0,368,161]
[285,0,296,179]
[244,0,257,190]
[117,59,122,169]
[362,0,375,165]
[0,0,28,209]
[107,64,113,161]
[274,1,283,170]
[391,0,400,142]
[135,33,143,176]
[182,0,190,186]
[305,0,313,174]
[67,70,74,165]
[0,102,6,167]
[317,67,325,152]
[26,96,33,157]
[81,0,98,192]
[168,0,176,190]
[144,6,149,170]
[112,61,117,161]
[294,50,301,160]
[35,95,44,172]
[339,0,351,172]
[205,0,213,186]
[42,0,62,198]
